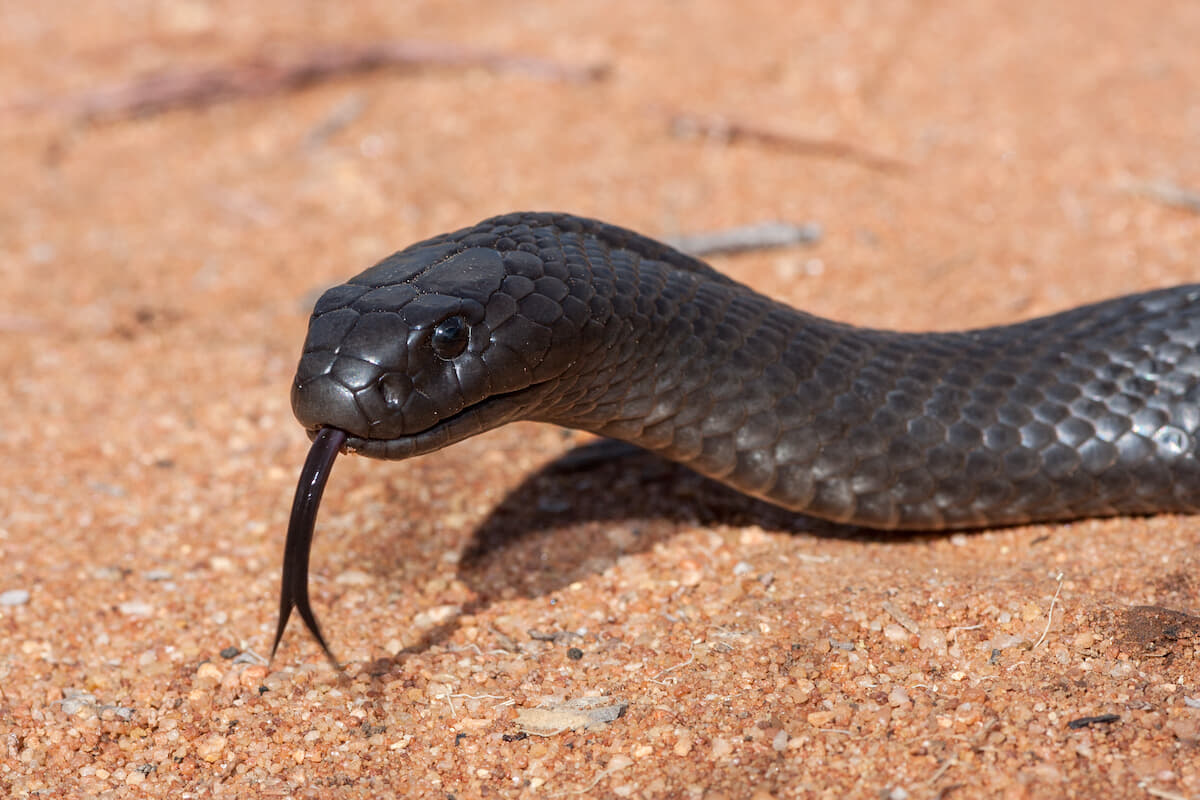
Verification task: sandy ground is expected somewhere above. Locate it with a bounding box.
[2,1,1200,797]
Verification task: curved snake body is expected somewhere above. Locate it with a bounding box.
[273,211,1200,662]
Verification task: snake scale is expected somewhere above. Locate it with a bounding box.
[272,211,1200,663]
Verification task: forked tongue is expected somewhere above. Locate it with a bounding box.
[271,426,348,669]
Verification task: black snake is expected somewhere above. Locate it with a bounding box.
[272,212,1200,663]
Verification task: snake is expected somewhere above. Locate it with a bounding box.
[272,211,1200,664]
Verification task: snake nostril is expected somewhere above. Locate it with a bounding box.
[378,373,412,410]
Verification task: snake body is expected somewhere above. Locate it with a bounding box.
[274,211,1200,661]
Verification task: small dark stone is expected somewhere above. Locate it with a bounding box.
[1067,713,1120,729]
[220,646,240,659]
[567,647,584,660]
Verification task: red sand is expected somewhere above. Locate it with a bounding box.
[1,2,1198,797]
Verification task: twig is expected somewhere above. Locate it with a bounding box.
[881,600,920,635]
[669,112,910,173]
[1124,179,1200,214]
[447,692,512,711]
[303,93,367,148]
[34,40,608,122]
[445,642,512,656]
[528,629,583,643]
[556,770,608,796]
[647,647,696,684]
[664,220,822,257]
[1142,786,1188,800]
[948,623,984,641]
[1032,573,1064,650]
[926,757,958,785]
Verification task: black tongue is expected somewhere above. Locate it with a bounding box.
[271,426,347,669]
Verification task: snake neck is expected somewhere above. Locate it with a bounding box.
[533,246,1200,529]
[535,253,852,502]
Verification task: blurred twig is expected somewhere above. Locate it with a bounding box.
[669,112,910,173]
[665,220,822,257]
[24,41,608,122]
[1124,178,1200,214]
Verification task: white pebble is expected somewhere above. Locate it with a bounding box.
[118,601,154,617]
[335,569,373,586]
[412,604,461,628]
[918,629,948,653]
[0,589,30,606]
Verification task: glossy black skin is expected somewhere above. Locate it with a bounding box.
[293,212,1200,530]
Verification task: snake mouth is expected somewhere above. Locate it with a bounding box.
[316,381,559,461]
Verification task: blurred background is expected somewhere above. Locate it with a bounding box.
[1,1,1199,796]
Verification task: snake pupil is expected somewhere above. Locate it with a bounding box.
[431,315,469,359]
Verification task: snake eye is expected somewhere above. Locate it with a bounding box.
[431,315,470,359]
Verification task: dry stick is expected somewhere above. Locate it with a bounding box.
[670,112,911,173]
[1144,787,1189,800]
[1125,179,1200,214]
[47,41,608,122]
[665,220,822,258]
[1032,573,1065,650]
[881,600,920,635]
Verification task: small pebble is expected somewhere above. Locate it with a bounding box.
[567,647,584,660]
[335,569,372,586]
[197,733,227,762]
[209,556,234,572]
[220,646,240,659]
[118,601,154,617]
[918,629,948,653]
[60,690,98,716]
[413,604,460,628]
[0,589,30,606]
[195,662,223,682]
[807,711,836,727]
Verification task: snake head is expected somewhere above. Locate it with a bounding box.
[292,226,603,458]
[280,216,619,663]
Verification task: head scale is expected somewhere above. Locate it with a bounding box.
[291,217,605,456]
